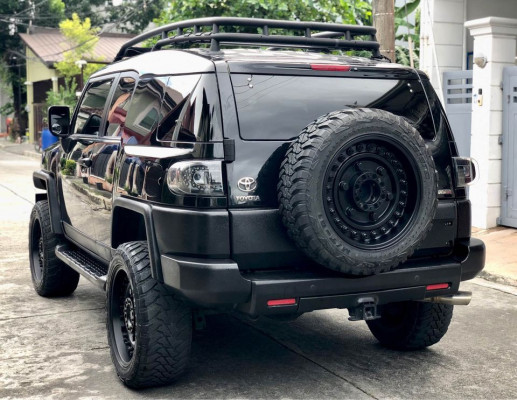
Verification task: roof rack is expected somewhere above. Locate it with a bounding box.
[114,17,381,61]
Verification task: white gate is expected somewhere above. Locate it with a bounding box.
[443,70,473,157]
[500,67,517,228]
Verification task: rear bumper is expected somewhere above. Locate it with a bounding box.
[161,238,485,317]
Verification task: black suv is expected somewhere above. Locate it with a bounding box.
[29,17,485,388]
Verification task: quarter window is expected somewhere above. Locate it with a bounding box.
[157,74,222,142]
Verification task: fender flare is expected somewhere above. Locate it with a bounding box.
[111,197,163,281]
[33,170,63,234]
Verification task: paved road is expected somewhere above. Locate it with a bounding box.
[1,148,516,399]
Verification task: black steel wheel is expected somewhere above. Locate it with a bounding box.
[106,242,192,388]
[366,301,454,350]
[322,136,420,250]
[29,200,79,296]
[278,108,437,275]
[109,269,137,364]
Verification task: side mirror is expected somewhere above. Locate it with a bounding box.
[48,105,71,137]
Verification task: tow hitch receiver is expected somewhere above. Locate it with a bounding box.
[348,297,380,321]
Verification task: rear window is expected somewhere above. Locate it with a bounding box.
[231,74,436,141]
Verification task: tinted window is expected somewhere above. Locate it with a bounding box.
[158,74,222,142]
[123,77,169,144]
[231,74,436,140]
[106,76,135,136]
[73,79,113,135]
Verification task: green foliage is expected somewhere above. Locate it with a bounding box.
[45,79,78,110]
[53,13,103,81]
[62,160,77,176]
[106,0,168,33]
[155,0,372,28]
[395,0,420,67]
[0,102,14,117]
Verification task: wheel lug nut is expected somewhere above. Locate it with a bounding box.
[339,181,349,191]
[355,162,363,171]
[345,207,353,216]
[387,192,393,200]
[376,167,384,176]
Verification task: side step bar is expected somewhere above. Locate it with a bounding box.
[55,245,108,290]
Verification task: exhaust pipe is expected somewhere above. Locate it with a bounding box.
[422,291,472,306]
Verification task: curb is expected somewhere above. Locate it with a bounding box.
[23,150,42,160]
[478,270,517,288]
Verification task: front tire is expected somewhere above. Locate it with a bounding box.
[29,200,79,296]
[366,301,453,350]
[106,242,192,388]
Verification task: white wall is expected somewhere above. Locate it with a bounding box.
[465,0,517,64]
[420,0,466,100]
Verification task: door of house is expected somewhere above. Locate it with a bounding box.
[501,67,517,228]
[443,70,473,157]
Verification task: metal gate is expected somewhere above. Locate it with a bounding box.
[500,67,517,228]
[443,70,473,157]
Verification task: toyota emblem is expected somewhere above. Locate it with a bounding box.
[238,177,257,192]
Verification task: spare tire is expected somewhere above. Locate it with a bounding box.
[278,108,437,275]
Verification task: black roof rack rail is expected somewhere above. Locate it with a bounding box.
[114,17,381,61]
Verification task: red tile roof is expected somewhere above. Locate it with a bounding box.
[19,27,135,66]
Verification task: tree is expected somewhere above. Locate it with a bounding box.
[155,0,372,28]
[54,13,103,81]
[106,0,168,33]
[46,13,104,110]
[0,0,65,136]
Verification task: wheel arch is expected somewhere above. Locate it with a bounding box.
[32,170,63,234]
[111,197,163,281]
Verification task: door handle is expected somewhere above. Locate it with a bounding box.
[78,157,92,168]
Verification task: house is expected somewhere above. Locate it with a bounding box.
[420,0,517,229]
[19,26,134,143]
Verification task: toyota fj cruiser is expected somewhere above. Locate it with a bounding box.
[29,17,485,388]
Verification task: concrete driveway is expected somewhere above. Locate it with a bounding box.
[1,148,516,399]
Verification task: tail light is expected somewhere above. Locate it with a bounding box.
[166,160,225,197]
[452,157,478,187]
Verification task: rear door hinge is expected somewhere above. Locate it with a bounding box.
[505,187,513,199]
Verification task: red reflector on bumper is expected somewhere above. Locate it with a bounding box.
[310,64,351,71]
[426,283,450,291]
[267,298,297,307]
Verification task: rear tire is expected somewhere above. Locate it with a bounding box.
[106,242,192,388]
[29,200,79,296]
[366,301,453,350]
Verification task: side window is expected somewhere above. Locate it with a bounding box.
[123,77,169,145]
[106,76,136,137]
[73,79,113,135]
[157,74,222,142]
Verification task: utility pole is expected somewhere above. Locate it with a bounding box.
[373,0,395,62]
